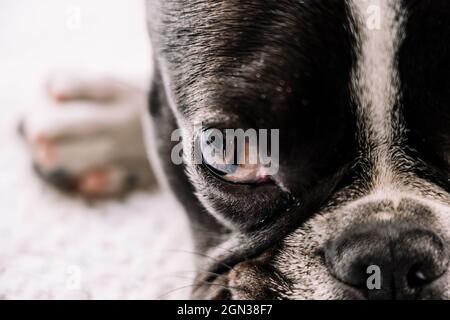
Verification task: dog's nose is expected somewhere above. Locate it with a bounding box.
[324,223,449,299]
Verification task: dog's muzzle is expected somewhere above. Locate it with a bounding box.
[325,222,449,299]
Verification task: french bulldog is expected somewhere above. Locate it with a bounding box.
[145,0,450,299]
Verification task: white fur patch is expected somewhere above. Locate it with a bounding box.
[351,0,405,188]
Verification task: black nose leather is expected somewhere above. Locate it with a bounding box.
[325,222,449,299]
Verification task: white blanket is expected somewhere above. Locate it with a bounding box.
[0,0,194,300]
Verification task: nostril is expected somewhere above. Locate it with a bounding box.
[400,229,449,290]
[407,264,432,288]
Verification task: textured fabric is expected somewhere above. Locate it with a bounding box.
[0,0,194,300]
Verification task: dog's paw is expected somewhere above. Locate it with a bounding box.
[20,72,155,198]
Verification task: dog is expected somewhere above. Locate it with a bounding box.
[23,0,450,299]
[144,0,450,299]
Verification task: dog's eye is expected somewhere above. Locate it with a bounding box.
[199,129,271,184]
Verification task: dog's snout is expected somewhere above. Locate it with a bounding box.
[324,223,449,299]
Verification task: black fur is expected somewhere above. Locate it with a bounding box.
[399,0,450,192]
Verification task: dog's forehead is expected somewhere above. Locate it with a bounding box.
[149,0,358,124]
[149,0,450,189]
[151,0,402,131]
[150,1,450,132]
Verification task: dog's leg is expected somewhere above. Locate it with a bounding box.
[21,72,155,198]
